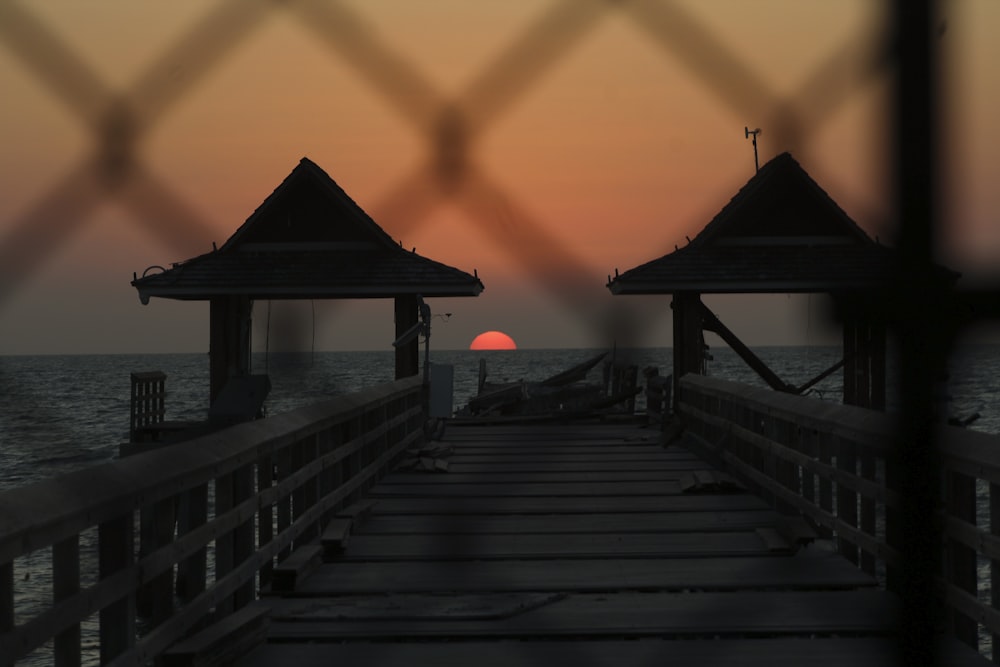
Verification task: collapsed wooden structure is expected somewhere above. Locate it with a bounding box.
[607,152,958,410]
[132,157,483,404]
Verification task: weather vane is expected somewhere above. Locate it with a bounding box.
[745,126,761,173]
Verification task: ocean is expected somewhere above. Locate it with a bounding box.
[3,345,999,492]
[1,345,999,664]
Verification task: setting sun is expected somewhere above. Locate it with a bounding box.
[469,331,517,351]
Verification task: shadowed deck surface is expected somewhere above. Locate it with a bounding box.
[237,422,988,666]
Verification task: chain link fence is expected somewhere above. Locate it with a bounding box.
[1,0,998,664]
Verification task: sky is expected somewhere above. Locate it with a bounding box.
[0,0,998,355]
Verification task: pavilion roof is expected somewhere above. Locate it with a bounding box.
[133,158,483,303]
[606,152,935,295]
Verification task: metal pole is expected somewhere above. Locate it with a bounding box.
[891,0,944,664]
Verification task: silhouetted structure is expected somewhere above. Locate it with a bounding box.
[133,157,483,402]
[607,152,956,410]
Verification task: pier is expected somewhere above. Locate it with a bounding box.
[1,375,997,666]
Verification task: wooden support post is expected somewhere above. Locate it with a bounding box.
[99,514,135,663]
[394,295,419,380]
[843,316,858,406]
[671,292,704,409]
[869,321,887,410]
[53,536,80,667]
[856,320,872,409]
[210,296,253,404]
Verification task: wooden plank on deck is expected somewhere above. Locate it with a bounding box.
[338,531,774,560]
[295,554,876,594]
[369,481,687,497]
[368,495,770,515]
[264,589,896,638]
[447,460,702,473]
[237,638,992,667]
[356,510,782,535]
[381,470,687,484]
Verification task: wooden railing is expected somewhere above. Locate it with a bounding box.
[678,374,1000,658]
[0,376,424,666]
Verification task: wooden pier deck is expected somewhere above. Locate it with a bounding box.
[236,420,986,667]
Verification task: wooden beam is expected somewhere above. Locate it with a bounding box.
[698,303,794,393]
[795,357,848,395]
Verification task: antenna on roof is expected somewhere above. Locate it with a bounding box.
[745,127,762,173]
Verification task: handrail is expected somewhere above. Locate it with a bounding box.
[678,373,997,658]
[0,375,424,666]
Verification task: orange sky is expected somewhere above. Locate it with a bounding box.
[1,0,998,354]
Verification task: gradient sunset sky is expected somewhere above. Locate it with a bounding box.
[1,0,997,354]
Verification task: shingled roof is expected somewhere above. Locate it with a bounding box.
[133,158,484,303]
[607,152,913,295]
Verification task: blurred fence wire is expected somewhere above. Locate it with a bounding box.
[1,0,998,665]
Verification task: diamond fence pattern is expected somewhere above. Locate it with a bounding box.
[0,0,997,665]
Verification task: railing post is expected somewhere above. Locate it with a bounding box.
[774,417,799,515]
[99,513,135,663]
[276,447,292,564]
[0,560,12,637]
[299,436,320,544]
[290,440,309,550]
[885,453,902,593]
[946,469,978,648]
[149,497,177,626]
[800,426,817,514]
[233,464,255,610]
[53,535,81,667]
[836,436,859,565]
[257,456,275,590]
[176,483,208,603]
[991,482,1000,664]
[860,448,877,575]
[215,472,235,617]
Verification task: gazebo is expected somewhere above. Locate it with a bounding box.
[607,152,956,410]
[132,157,483,405]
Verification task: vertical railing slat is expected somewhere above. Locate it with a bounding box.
[257,455,274,589]
[0,560,12,635]
[991,482,1000,664]
[946,470,978,648]
[860,449,876,575]
[53,535,81,667]
[98,514,135,664]
[176,483,208,603]
[836,436,859,565]
[233,464,255,610]
[215,471,235,618]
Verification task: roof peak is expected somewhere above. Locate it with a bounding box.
[688,151,873,249]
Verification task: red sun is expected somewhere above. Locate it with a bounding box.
[469,330,517,351]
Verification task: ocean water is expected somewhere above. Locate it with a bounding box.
[1,345,999,664]
[2,345,998,492]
